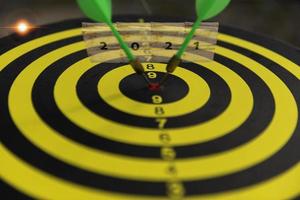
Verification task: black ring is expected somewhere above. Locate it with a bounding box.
[32,46,275,160]
[77,61,231,128]
[119,72,190,104]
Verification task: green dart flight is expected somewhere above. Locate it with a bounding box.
[77,0,147,77]
[161,0,231,84]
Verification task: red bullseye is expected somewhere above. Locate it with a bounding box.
[148,83,161,91]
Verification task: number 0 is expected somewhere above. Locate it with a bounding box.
[131,42,140,50]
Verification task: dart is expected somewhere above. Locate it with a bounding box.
[76,0,150,83]
[160,0,231,84]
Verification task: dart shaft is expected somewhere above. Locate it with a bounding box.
[166,55,182,73]
[160,55,182,85]
[108,22,135,61]
[176,17,202,58]
[108,22,146,76]
[163,19,201,84]
[164,18,201,78]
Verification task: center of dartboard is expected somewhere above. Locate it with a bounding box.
[119,72,189,104]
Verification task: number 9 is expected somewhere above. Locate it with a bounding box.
[147,72,157,79]
[152,95,163,104]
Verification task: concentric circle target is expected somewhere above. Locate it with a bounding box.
[0,18,299,200]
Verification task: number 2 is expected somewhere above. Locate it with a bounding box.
[100,42,108,50]
[165,42,173,50]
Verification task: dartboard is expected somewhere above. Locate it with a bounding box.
[1,17,300,200]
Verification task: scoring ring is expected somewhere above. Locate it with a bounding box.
[55,50,253,146]
[119,72,189,104]
[97,63,210,118]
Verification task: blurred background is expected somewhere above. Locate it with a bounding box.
[0,0,299,48]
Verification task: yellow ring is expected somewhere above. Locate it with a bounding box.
[7,40,295,182]
[2,144,298,200]
[56,50,252,146]
[97,63,210,118]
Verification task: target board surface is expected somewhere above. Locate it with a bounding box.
[0,17,300,200]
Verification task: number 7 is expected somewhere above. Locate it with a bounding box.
[156,118,167,129]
